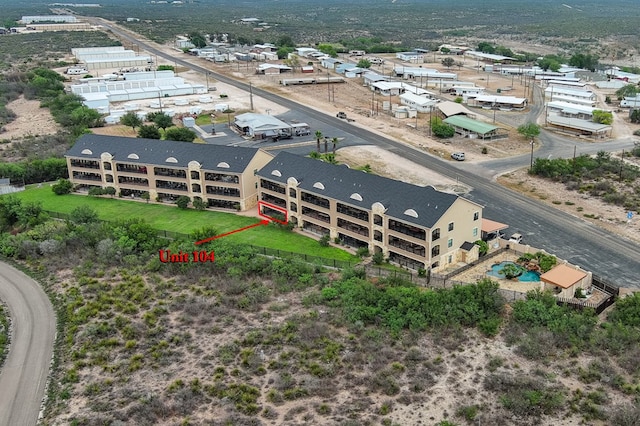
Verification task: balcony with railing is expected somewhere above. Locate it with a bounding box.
[302,220,329,236]
[338,233,368,249]
[207,199,239,210]
[192,183,201,193]
[388,235,425,257]
[388,251,425,271]
[70,159,100,169]
[118,176,149,187]
[300,191,330,209]
[156,180,188,192]
[337,217,369,238]
[337,203,369,223]
[388,218,426,241]
[206,185,240,198]
[154,167,186,179]
[72,171,102,182]
[206,172,239,184]
[374,214,383,226]
[103,162,112,170]
[116,164,148,175]
[374,230,383,242]
[301,206,330,223]
[260,179,285,194]
[261,192,286,208]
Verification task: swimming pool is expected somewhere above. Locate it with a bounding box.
[486,261,540,282]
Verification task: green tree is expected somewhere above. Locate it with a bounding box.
[188,32,207,48]
[592,110,613,125]
[176,195,190,209]
[318,44,338,58]
[152,112,173,130]
[277,46,294,60]
[538,56,561,72]
[193,197,206,210]
[104,187,117,198]
[440,47,451,54]
[630,108,640,124]
[477,42,495,54]
[69,205,99,224]
[277,35,296,48]
[615,84,639,100]
[431,117,455,138]
[475,240,489,256]
[517,122,540,140]
[314,130,323,153]
[165,127,197,142]
[569,53,599,71]
[331,137,340,154]
[441,57,455,69]
[356,59,372,69]
[138,124,161,139]
[120,111,142,131]
[52,178,73,195]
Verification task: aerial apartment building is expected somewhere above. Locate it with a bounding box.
[257,152,483,271]
[65,134,273,210]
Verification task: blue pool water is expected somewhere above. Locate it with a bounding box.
[486,261,540,282]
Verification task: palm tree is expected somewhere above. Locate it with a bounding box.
[331,137,340,154]
[324,136,328,153]
[314,130,323,153]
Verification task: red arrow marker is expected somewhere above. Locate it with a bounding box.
[194,219,270,245]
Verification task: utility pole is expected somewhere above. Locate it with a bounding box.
[249,82,254,111]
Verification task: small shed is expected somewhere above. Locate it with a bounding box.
[540,264,590,299]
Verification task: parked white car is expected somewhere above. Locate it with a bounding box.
[508,233,523,244]
[451,152,465,161]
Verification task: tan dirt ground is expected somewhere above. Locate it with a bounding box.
[0,96,60,141]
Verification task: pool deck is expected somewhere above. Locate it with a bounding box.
[448,251,541,294]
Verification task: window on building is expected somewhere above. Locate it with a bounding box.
[447,238,453,248]
[473,227,478,237]
[431,228,440,241]
[473,211,479,221]
[448,222,454,231]
[431,245,440,257]
[289,188,297,198]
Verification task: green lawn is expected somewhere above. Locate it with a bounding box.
[13,186,358,262]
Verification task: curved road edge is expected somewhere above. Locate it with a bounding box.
[0,261,56,426]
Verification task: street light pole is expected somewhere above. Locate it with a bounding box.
[530,138,534,170]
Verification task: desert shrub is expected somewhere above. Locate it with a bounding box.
[485,373,565,417]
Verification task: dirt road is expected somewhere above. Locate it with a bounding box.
[0,262,56,426]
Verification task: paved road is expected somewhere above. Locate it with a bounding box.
[94,19,640,286]
[0,262,56,426]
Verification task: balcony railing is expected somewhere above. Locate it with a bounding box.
[261,193,286,207]
[156,180,187,192]
[301,192,330,209]
[206,185,240,197]
[388,219,426,240]
[206,173,239,184]
[337,203,369,222]
[337,218,369,237]
[260,179,285,194]
[70,159,100,169]
[302,206,330,223]
[388,235,425,257]
[116,164,148,175]
[154,167,187,179]
[72,171,101,181]
[118,176,149,187]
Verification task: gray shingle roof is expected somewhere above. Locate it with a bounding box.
[66,134,263,172]
[258,152,461,229]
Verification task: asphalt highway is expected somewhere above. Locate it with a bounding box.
[0,262,56,426]
[92,19,640,286]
